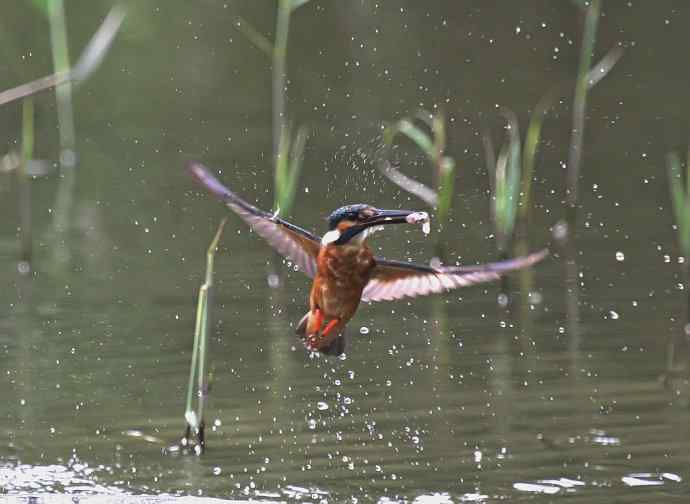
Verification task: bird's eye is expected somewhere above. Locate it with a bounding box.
[359,208,376,220]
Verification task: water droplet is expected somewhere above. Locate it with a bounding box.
[616,251,625,261]
[307,419,317,430]
[359,326,370,335]
[609,310,619,320]
[267,274,280,288]
[317,401,328,411]
[552,220,568,242]
[213,466,222,475]
[528,291,543,305]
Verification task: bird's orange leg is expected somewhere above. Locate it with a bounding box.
[308,307,324,334]
[320,318,341,338]
[305,308,325,351]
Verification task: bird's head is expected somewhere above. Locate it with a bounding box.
[321,204,429,246]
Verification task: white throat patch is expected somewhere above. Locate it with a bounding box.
[321,229,342,245]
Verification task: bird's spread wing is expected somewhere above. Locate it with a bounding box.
[362,249,548,302]
[187,161,320,277]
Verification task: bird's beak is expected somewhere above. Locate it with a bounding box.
[361,209,430,228]
[331,208,431,245]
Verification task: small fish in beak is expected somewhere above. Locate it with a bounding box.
[405,211,431,235]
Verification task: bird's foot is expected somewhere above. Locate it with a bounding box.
[306,317,342,352]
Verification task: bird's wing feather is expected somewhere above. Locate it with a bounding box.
[187,161,320,278]
[362,249,548,302]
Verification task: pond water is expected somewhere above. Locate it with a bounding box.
[1,1,690,502]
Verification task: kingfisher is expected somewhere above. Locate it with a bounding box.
[187,161,547,356]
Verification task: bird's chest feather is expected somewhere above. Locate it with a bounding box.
[313,245,375,314]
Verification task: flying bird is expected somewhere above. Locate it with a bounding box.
[187,161,547,356]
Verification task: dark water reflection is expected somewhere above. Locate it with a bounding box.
[2,1,690,502]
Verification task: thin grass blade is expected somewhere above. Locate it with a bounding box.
[667,152,690,258]
[71,6,127,83]
[282,125,309,214]
[496,110,521,246]
[482,129,497,194]
[18,98,34,271]
[290,0,312,11]
[184,218,227,444]
[436,157,455,226]
[586,46,623,89]
[0,5,126,106]
[519,93,553,222]
[566,0,601,214]
[385,120,435,160]
[494,143,510,245]
[379,160,438,207]
[233,16,273,56]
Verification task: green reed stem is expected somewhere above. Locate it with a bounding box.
[184,218,227,451]
[47,0,77,270]
[381,111,455,233]
[518,94,553,227]
[18,98,35,272]
[274,124,308,216]
[489,110,521,255]
[566,0,601,230]
[233,2,311,218]
[273,0,291,171]
[667,152,690,260]
[667,150,690,327]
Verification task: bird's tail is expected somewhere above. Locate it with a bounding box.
[295,312,347,356]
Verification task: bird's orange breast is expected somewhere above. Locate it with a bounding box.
[310,244,375,319]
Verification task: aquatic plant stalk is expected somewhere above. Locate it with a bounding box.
[381,110,456,232]
[46,0,78,259]
[0,6,126,107]
[483,110,521,257]
[667,152,690,260]
[18,99,35,273]
[566,0,601,231]
[234,1,311,218]
[48,0,75,167]
[274,124,309,216]
[666,150,690,322]
[184,218,227,452]
[273,0,291,171]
